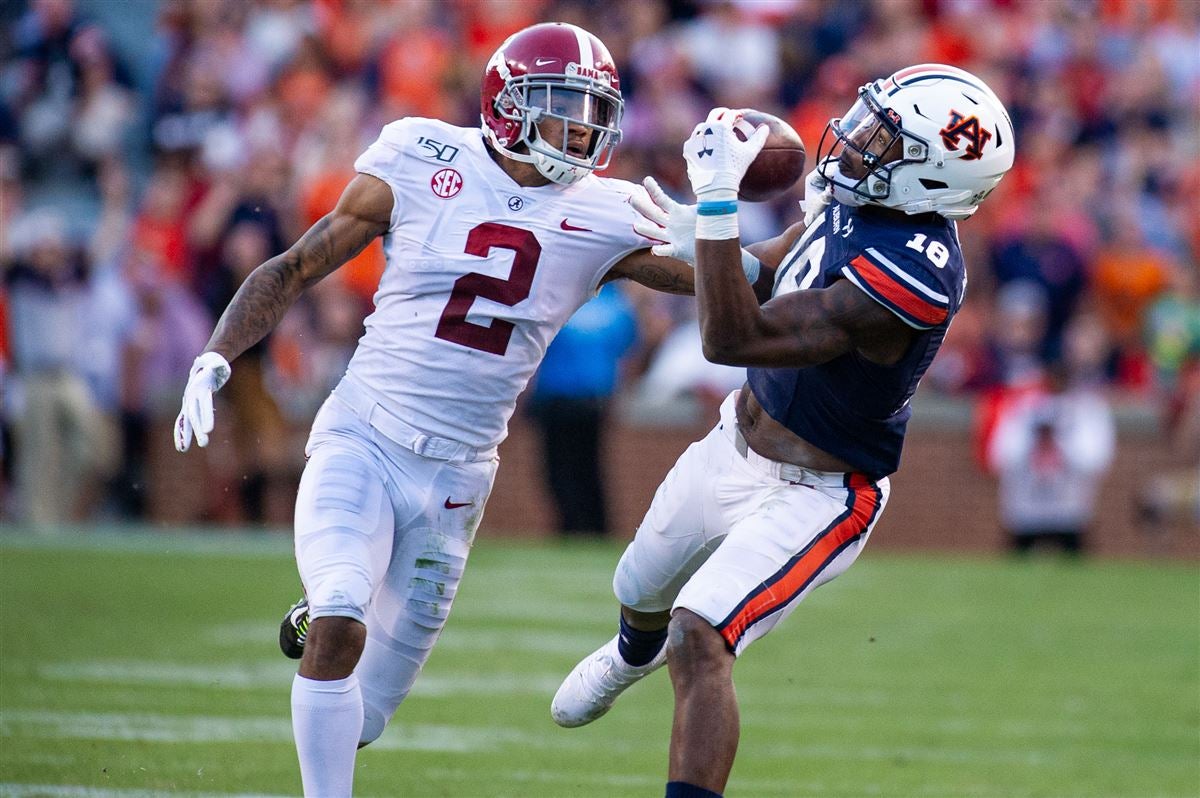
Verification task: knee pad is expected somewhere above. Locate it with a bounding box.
[360,703,387,746]
[295,447,393,624]
[305,553,374,624]
[613,548,674,613]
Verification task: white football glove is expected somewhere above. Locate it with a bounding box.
[173,351,231,452]
[682,107,770,198]
[631,177,698,263]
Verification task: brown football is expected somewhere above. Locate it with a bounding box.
[734,109,806,202]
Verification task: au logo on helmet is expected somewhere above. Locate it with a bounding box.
[940,110,993,161]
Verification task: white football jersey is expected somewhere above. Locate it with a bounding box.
[344,118,649,450]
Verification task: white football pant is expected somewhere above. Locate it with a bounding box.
[295,381,498,743]
[614,390,890,655]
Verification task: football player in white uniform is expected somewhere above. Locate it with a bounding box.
[173,22,723,797]
[553,66,1015,798]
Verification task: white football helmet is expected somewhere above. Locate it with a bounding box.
[817,64,1015,219]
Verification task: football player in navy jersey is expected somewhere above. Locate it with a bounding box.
[553,65,1015,798]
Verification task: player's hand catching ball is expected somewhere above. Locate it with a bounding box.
[174,351,231,452]
[631,177,698,263]
[683,107,769,199]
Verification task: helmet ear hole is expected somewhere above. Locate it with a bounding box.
[919,178,948,190]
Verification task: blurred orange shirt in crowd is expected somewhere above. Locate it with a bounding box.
[278,67,334,130]
[786,57,864,169]
[314,0,377,76]
[301,170,384,304]
[461,0,544,61]
[378,28,451,119]
[1092,246,1173,343]
[1100,0,1182,25]
[924,17,977,66]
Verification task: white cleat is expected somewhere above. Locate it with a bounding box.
[551,634,667,728]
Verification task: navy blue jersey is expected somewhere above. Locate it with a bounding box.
[746,202,966,479]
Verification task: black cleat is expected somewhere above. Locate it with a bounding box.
[279,596,309,660]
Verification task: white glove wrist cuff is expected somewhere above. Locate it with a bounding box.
[193,351,232,391]
[194,351,230,370]
[740,250,761,284]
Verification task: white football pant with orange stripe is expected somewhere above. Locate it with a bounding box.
[614,390,890,655]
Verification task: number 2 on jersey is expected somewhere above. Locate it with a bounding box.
[434,222,540,355]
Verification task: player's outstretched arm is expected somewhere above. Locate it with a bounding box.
[698,255,916,369]
[203,174,392,362]
[174,174,391,451]
[678,107,914,370]
[623,176,794,300]
[603,248,696,295]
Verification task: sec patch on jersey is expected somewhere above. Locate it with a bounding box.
[431,168,463,198]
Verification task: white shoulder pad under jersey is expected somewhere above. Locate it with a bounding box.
[345,118,650,451]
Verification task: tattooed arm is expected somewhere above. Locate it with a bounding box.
[601,219,809,300]
[693,237,916,369]
[203,174,392,362]
[602,249,696,295]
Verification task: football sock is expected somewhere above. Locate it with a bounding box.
[665,781,723,798]
[292,673,363,798]
[618,614,667,667]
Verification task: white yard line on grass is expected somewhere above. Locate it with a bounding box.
[0,529,293,558]
[38,661,568,696]
[201,622,604,657]
[436,627,607,655]
[0,709,578,754]
[0,787,289,798]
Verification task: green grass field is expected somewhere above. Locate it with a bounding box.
[0,530,1196,798]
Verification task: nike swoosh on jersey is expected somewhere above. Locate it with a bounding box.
[560,219,592,232]
[444,497,472,509]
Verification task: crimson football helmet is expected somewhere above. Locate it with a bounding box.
[817,64,1015,219]
[481,22,623,185]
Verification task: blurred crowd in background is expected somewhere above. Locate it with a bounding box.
[0,0,1197,536]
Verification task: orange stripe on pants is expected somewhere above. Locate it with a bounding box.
[719,474,881,649]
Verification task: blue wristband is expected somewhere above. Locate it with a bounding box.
[696,200,738,216]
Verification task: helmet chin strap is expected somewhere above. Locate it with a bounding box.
[820,160,870,207]
[829,181,867,208]
[485,124,589,185]
[525,125,588,185]
[532,150,588,184]
[485,128,536,163]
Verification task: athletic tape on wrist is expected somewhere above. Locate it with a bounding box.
[696,199,739,240]
[696,212,739,240]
